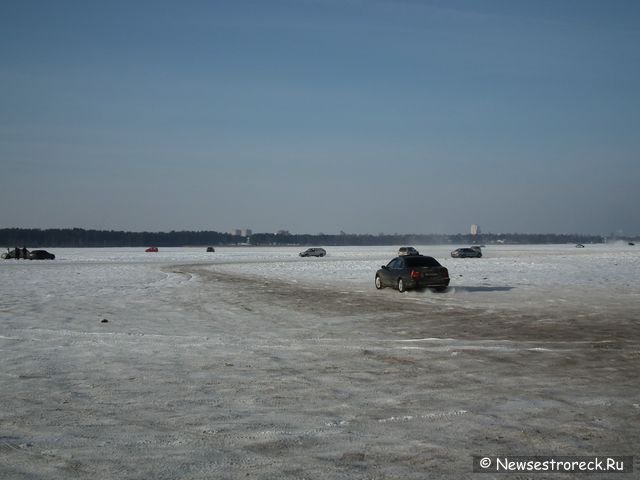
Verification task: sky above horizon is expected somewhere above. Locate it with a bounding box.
[1,0,638,235]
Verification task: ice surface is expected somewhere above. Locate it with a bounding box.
[1,244,639,478]
[1,243,636,331]
[196,243,640,313]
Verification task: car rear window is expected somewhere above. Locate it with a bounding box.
[404,256,441,267]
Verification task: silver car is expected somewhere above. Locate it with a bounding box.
[398,246,419,256]
[299,247,327,257]
[451,247,482,258]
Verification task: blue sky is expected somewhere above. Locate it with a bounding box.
[1,0,638,235]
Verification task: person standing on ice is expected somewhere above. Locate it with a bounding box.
[14,247,20,259]
[22,246,28,259]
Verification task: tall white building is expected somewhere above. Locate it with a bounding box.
[470,224,480,236]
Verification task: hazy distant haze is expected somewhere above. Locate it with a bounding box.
[1,0,638,235]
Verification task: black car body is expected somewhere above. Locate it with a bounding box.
[2,249,54,260]
[451,247,482,258]
[375,255,449,292]
[28,250,55,260]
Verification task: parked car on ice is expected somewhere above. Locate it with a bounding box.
[398,246,419,256]
[451,247,482,258]
[2,249,18,259]
[145,247,158,252]
[206,247,215,252]
[299,247,326,257]
[28,250,55,260]
[375,255,450,292]
[2,248,54,260]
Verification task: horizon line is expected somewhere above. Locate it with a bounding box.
[0,227,627,238]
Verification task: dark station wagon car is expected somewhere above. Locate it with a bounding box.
[2,249,55,260]
[375,255,450,292]
[29,250,55,260]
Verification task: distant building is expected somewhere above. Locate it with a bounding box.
[470,224,481,236]
[276,230,290,236]
[229,228,242,236]
[242,229,252,237]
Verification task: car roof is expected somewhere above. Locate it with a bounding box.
[402,255,441,265]
[394,254,436,260]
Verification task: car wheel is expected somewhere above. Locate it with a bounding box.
[397,278,405,292]
[375,275,383,289]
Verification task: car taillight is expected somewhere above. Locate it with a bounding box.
[442,267,449,277]
[410,270,421,280]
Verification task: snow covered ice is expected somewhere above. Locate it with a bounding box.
[1,244,639,479]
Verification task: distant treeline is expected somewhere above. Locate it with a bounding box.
[0,228,606,248]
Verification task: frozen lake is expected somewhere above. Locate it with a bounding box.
[2,243,639,319]
[1,244,639,478]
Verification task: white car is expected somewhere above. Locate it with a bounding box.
[398,246,419,256]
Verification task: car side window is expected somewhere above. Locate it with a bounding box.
[388,258,403,269]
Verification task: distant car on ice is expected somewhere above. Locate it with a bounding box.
[28,250,55,260]
[375,255,450,292]
[145,247,159,252]
[299,247,326,257]
[398,246,419,256]
[1,249,18,259]
[451,247,482,258]
[206,247,215,252]
[2,248,54,260]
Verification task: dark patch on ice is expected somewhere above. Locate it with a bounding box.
[453,286,514,292]
[338,451,366,465]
